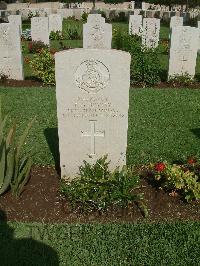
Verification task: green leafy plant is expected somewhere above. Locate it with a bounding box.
[29,48,55,86]
[113,31,160,86]
[81,12,88,22]
[168,73,195,86]
[147,162,200,202]
[64,25,81,40]
[49,31,64,41]
[0,99,34,197]
[60,156,148,217]
[28,41,49,54]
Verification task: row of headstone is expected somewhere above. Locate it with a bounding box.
[129,15,160,48]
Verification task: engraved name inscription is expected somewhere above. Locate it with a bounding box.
[64,96,124,118]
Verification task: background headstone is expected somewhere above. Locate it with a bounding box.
[57,8,74,19]
[49,14,62,33]
[83,14,112,49]
[0,23,23,80]
[8,15,22,34]
[170,16,183,29]
[168,26,199,78]
[31,17,49,45]
[129,14,142,36]
[55,49,131,178]
[142,18,160,48]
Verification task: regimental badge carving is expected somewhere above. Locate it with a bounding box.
[89,24,104,48]
[75,59,110,93]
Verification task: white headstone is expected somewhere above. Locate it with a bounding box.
[142,2,146,10]
[170,16,183,29]
[142,18,160,48]
[49,14,63,33]
[0,23,23,80]
[57,8,74,19]
[31,17,49,45]
[129,15,143,36]
[83,14,112,49]
[168,26,199,78]
[55,49,131,178]
[134,9,141,15]
[8,15,22,34]
[131,1,135,10]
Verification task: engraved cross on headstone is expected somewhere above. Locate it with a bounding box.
[81,120,105,156]
[181,54,188,71]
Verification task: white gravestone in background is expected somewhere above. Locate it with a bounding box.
[131,1,135,10]
[8,15,22,34]
[55,49,131,178]
[49,14,63,33]
[57,9,74,19]
[0,23,23,80]
[170,16,183,29]
[31,17,49,45]
[168,26,199,78]
[83,14,112,49]
[142,18,160,48]
[129,15,143,36]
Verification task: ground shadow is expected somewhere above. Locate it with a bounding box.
[44,128,60,175]
[159,69,168,82]
[0,209,59,266]
[191,128,200,139]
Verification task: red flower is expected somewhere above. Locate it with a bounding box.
[187,158,197,165]
[154,162,166,172]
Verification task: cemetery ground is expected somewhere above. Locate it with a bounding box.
[0,19,200,265]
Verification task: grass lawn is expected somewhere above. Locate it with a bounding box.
[1,87,200,166]
[0,221,199,265]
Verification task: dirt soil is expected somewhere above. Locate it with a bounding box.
[0,79,43,88]
[0,167,199,223]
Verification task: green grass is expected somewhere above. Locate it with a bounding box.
[0,221,199,265]
[1,88,200,166]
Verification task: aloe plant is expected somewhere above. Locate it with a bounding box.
[0,99,35,197]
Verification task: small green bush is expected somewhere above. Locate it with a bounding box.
[81,12,88,22]
[60,156,148,217]
[168,73,195,86]
[64,25,81,40]
[0,99,34,197]
[147,162,200,202]
[29,48,55,86]
[113,30,161,86]
[49,31,64,40]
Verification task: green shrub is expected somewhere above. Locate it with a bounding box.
[0,99,34,197]
[113,30,161,86]
[28,41,49,54]
[168,73,195,86]
[29,48,55,86]
[60,156,148,217]
[81,12,88,22]
[49,30,64,40]
[64,25,82,40]
[147,162,200,202]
